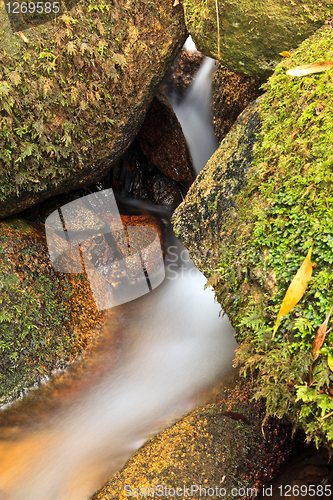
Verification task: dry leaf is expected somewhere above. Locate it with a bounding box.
[312,304,333,362]
[272,246,313,339]
[18,31,29,44]
[287,61,333,77]
[280,51,291,58]
[328,354,333,371]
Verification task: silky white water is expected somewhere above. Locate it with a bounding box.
[0,40,237,500]
[167,39,218,174]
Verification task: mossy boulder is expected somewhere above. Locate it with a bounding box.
[183,0,333,78]
[0,0,186,218]
[172,26,333,449]
[0,217,106,405]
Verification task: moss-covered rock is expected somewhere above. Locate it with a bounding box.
[172,26,333,449]
[0,0,186,218]
[0,217,106,405]
[183,0,333,78]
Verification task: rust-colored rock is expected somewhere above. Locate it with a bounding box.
[138,91,195,183]
[212,65,264,143]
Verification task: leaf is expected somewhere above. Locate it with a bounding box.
[18,31,29,44]
[66,41,77,55]
[280,51,291,58]
[287,61,333,77]
[328,354,333,371]
[312,304,333,362]
[272,246,313,339]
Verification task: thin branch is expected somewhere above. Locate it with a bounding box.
[215,0,220,60]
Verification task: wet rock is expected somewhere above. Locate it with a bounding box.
[172,96,263,273]
[0,218,106,406]
[138,91,195,183]
[212,65,264,143]
[145,173,183,206]
[297,464,330,484]
[184,0,333,77]
[161,46,205,98]
[0,0,186,218]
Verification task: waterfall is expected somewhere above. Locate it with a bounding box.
[0,39,236,500]
[166,39,219,174]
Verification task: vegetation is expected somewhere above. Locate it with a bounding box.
[182,0,333,77]
[212,25,333,448]
[0,0,185,216]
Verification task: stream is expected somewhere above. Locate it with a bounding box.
[0,41,238,500]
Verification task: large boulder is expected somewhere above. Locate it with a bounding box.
[183,0,333,77]
[0,0,186,218]
[172,25,333,449]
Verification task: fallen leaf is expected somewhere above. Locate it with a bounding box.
[287,61,333,77]
[18,31,29,44]
[280,51,291,58]
[272,246,313,339]
[328,354,333,371]
[312,304,333,361]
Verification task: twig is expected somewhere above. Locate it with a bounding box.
[320,410,333,421]
[215,0,220,60]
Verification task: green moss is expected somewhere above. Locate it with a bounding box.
[212,26,333,448]
[0,0,186,216]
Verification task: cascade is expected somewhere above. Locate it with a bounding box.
[0,39,237,500]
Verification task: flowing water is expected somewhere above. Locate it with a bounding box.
[0,41,237,500]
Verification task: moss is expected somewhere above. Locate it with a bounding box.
[208,26,333,449]
[0,0,186,217]
[183,0,333,77]
[0,218,105,405]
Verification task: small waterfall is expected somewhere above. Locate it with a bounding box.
[0,39,236,500]
[167,39,219,174]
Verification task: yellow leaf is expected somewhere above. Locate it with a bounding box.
[287,61,333,77]
[272,246,313,339]
[280,51,291,58]
[328,354,333,371]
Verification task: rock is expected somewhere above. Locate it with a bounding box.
[0,0,186,218]
[183,0,333,77]
[172,26,333,450]
[138,91,195,183]
[91,378,295,500]
[297,464,330,483]
[161,46,205,98]
[172,96,262,272]
[145,173,184,206]
[0,217,106,405]
[212,65,264,143]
